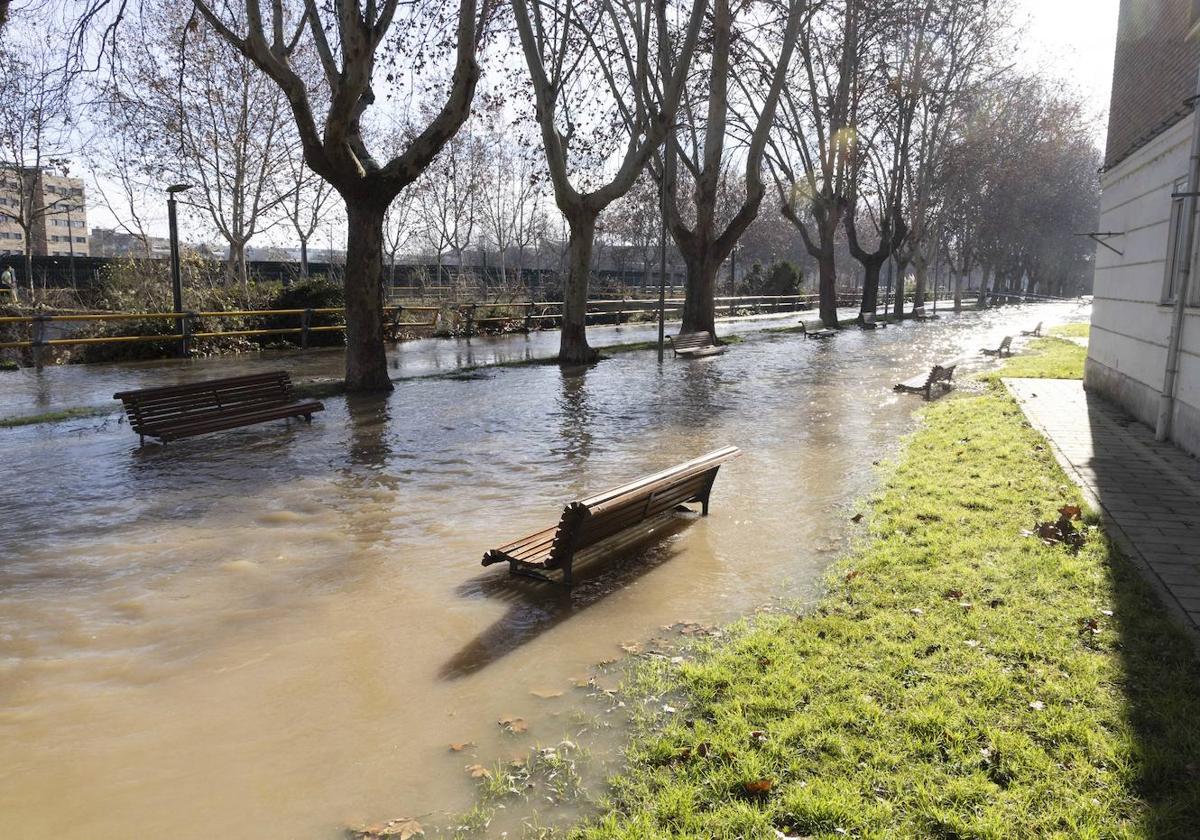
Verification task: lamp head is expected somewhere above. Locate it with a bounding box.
[167,183,191,194]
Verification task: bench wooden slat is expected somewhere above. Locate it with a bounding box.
[981,336,1013,357]
[894,362,957,400]
[481,446,741,585]
[114,371,323,445]
[669,331,725,358]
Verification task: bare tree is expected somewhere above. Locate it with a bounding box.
[183,0,496,391]
[510,0,706,363]
[283,152,336,279]
[101,2,294,298]
[383,187,417,289]
[418,125,483,287]
[767,0,861,327]
[0,36,74,300]
[661,0,804,336]
[479,132,541,288]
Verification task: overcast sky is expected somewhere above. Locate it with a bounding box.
[1015,0,1121,142]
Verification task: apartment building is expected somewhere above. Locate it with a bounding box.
[0,167,88,259]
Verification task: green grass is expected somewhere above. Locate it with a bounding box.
[979,337,1087,382]
[574,365,1200,837]
[1050,323,1091,339]
[0,405,116,427]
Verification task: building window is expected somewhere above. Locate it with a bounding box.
[1164,177,1192,303]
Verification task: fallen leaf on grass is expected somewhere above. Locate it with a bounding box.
[530,688,564,699]
[465,764,491,779]
[749,730,768,745]
[1081,617,1101,635]
[448,742,473,752]
[845,570,860,582]
[742,778,774,796]
[942,588,964,600]
[1058,505,1082,520]
[348,817,423,839]
[498,716,527,733]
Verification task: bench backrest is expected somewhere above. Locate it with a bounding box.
[114,371,294,433]
[543,446,741,569]
[927,364,956,385]
[999,335,1012,351]
[671,331,716,351]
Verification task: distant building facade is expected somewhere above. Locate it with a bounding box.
[0,167,88,259]
[89,227,171,259]
[1090,1,1200,456]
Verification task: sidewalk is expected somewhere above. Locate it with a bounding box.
[1007,378,1200,640]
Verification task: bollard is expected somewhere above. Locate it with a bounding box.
[182,312,196,357]
[30,314,48,368]
[300,308,313,349]
[524,303,533,333]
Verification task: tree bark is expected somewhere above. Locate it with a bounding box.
[343,201,393,392]
[300,238,309,278]
[859,261,881,320]
[817,247,838,327]
[559,210,599,364]
[681,252,719,335]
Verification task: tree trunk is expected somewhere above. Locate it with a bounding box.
[817,249,838,327]
[859,261,881,321]
[300,237,309,278]
[343,202,393,392]
[681,252,719,335]
[912,257,927,311]
[893,259,907,319]
[953,270,964,312]
[23,244,33,302]
[559,209,599,365]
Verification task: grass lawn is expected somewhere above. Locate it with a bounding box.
[978,337,1086,382]
[573,345,1200,839]
[1050,323,1091,339]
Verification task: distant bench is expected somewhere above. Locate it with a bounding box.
[800,320,836,339]
[981,335,1013,357]
[481,446,741,586]
[1021,321,1043,337]
[114,371,324,446]
[669,331,725,358]
[894,362,957,401]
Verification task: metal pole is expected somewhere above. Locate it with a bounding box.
[1157,68,1200,442]
[167,184,190,357]
[657,164,666,363]
[66,201,76,288]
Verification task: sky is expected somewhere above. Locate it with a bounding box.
[1013,0,1122,142]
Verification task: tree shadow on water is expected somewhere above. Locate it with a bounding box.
[438,514,695,681]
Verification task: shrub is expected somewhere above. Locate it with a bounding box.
[258,279,346,347]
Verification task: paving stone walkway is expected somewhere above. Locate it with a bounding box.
[1007,378,1200,639]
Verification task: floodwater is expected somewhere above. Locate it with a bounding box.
[0,303,1089,839]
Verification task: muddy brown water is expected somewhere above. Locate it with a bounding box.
[0,303,1089,839]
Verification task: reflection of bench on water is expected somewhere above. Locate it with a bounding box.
[669,331,725,358]
[114,371,324,447]
[981,335,1013,357]
[481,446,741,586]
[894,362,958,401]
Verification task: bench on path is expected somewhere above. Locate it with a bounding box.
[894,362,957,401]
[800,320,837,339]
[669,331,725,358]
[981,335,1013,357]
[481,446,741,586]
[1021,321,1043,337]
[114,371,324,446]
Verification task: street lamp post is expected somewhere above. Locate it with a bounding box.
[167,183,191,357]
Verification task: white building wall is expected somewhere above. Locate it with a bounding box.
[1087,115,1200,457]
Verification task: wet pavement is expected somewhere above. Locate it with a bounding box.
[0,302,1089,840]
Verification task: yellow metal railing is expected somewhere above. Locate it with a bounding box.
[0,294,835,354]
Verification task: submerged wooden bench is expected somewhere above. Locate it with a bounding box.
[481,446,741,586]
[669,331,725,358]
[800,320,836,339]
[1021,321,1043,337]
[114,371,324,446]
[981,335,1013,357]
[894,362,957,400]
